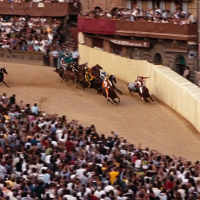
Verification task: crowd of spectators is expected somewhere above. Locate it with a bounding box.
[0,15,78,67]
[0,0,79,4]
[80,4,196,25]
[0,15,64,51]
[0,93,200,200]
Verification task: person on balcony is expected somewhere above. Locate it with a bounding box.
[187,13,196,24]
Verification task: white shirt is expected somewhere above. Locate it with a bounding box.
[76,168,86,178]
[45,155,51,164]
[135,159,142,168]
[63,194,77,200]
[71,51,79,59]
[94,190,106,198]
[104,185,114,193]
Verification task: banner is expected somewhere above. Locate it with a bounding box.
[78,18,116,35]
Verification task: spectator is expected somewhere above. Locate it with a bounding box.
[183,66,190,79]
[31,103,39,115]
[0,95,199,200]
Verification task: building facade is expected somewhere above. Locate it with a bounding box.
[78,0,198,83]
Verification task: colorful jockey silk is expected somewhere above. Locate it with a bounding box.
[59,51,73,64]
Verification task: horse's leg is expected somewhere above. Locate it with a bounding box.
[116,88,123,95]
[108,99,114,104]
[117,97,120,104]
[113,96,120,104]
[144,98,149,102]
[149,95,154,101]
[2,81,9,87]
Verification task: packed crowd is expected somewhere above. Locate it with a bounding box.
[0,15,64,51]
[0,15,78,67]
[80,4,196,25]
[0,0,79,3]
[0,93,200,200]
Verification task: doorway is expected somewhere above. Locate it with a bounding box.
[174,55,186,75]
[153,53,163,65]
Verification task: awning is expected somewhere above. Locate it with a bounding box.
[85,35,150,48]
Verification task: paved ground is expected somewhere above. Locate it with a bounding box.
[1,62,200,162]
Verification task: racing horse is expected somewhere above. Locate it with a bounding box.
[127,82,154,102]
[101,75,122,104]
[76,64,102,93]
[0,67,9,87]
[90,64,103,82]
[108,75,123,95]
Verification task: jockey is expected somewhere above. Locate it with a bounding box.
[135,76,150,99]
[102,77,112,101]
[85,69,95,88]
[100,71,107,81]
[60,58,66,67]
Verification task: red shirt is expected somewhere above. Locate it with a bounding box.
[42,140,49,148]
[65,141,74,153]
[132,155,138,164]
[165,181,174,190]
[91,195,98,200]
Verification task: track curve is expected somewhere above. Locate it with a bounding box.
[1,62,200,162]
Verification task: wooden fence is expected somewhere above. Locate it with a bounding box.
[0,49,44,66]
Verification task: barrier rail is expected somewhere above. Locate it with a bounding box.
[0,49,44,66]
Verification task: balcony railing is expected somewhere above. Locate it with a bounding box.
[78,17,197,41]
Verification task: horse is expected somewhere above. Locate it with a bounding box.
[61,62,81,84]
[127,82,154,102]
[101,85,120,104]
[90,64,103,81]
[0,67,9,87]
[55,66,65,78]
[75,64,102,93]
[61,70,77,84]
[101,75,122,104]
[108,75,123,95]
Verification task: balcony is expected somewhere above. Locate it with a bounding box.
[78,17,197,41]
[0,1,79,16]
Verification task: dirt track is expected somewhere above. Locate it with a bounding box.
[1,62,200,162]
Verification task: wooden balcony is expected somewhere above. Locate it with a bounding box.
[78,17,197,41]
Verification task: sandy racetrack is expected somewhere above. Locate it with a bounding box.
[1,62,200,161]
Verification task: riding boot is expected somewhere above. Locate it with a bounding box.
[106,94,109,101]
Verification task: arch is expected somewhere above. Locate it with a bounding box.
[153,53,163,65]
[174,54,186,75]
